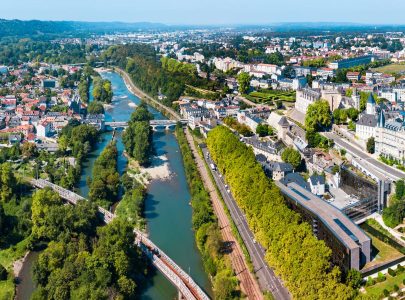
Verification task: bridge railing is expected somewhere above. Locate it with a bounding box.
[134,229,210,300]
[30,179,209,300]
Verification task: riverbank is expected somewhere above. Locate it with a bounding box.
[113,67,181,121]
[182,127,264,299]
[175,125,243,299]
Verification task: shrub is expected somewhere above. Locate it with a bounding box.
[397,264,404,273]
[394,284,400,292]
[383,289,390,297]
[366,277,376,286]
[377,272,386,283]
[388,267,396,277]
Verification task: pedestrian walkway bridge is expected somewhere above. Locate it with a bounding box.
[29,178,210,300]
[105,119,188,130]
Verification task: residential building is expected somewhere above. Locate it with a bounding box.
[308,175,326,196]
[355,94,378,140]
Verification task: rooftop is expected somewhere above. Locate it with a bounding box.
[276,181,370,251]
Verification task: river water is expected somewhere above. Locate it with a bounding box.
[80,72,212,299]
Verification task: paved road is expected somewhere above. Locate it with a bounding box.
[324,132,405,181]
[185,129,263,299]
[201,147,290,300]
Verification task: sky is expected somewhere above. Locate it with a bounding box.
[1,0,405,25]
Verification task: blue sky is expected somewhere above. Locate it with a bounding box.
[1,0,404,25]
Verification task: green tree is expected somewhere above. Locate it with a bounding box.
[87,101,104,114]
[345,269,362,289]
[396,180,405,200]
[256,124,270,137]
[237,72,251,94]
[281,147,302,169]
[305,100,332,132]
[366,137,375,154]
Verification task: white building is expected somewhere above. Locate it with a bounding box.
[355,94,378,140]
[295,88,321,114]
[308,175,326,196]
[36,121,51,138]
[375,111,405,162]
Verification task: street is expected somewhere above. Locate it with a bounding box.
[324,132,405,181]
[201,147,290,300]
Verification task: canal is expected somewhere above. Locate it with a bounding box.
[79,71,212,299]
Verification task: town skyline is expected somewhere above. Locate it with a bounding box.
[2,0,405,25]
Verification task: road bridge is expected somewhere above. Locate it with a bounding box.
[105,119,188,131]
[29,178,209,300]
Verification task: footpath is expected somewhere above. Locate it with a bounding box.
[184,128,263,300]
[114,67,181,121]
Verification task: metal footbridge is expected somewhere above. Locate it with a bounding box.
[30,178,209,300]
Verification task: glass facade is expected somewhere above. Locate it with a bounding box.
[340,166,379,221]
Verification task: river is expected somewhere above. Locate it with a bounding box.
[80,71,212,299]
[17,71,211,300]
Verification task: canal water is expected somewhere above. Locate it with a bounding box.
[79,72,212,299]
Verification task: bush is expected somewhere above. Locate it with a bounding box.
[388,267,397,277]
[383,289,390,297]
[366,276,376,286]
[394,284,400,292]
[397,264,404,273]
[377,272,386,283]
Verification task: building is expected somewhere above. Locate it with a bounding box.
[375,110,405,162]
[36,120,51,137]
[355,94,378,140]
[276,181,371,272]
[308,175,326,196]
[346,72,361,81]
[237,111,262,132]
[262,161,293,181]
[329,55,374,70]
[295,88,321,114]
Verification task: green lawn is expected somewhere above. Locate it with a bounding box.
[246,90,296,104]
[363,272,405,298]
[363,233,403,269]
[0,279,14,300]
[372,63,405,74]
[0,238,30,270]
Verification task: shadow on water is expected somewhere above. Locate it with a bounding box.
[144,194,160,220]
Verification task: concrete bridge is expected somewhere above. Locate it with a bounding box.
[105,119,188,131]
[30,178,209,300]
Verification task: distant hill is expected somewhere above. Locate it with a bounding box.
[0,19,168,38]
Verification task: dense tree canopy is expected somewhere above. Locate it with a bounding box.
[206,126,354,299]
[87,101,105,114]
[281,147,302,169]
[237,72,251,94]
[31,187,146,299]
[305,100,332,132]
[88,142,120,209]
[92,77,113,104]
[122,102,153,166]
